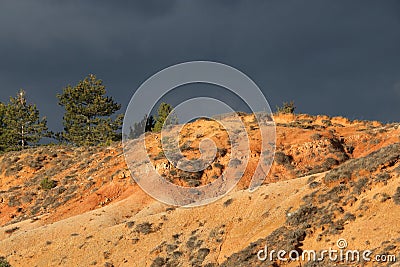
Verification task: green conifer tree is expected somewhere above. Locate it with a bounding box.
[152,102,178,133]
[129,114,155,139]
[1,90,48,151]
[57,74,123,146]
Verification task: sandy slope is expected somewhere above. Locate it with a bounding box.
[0,113,399,266]
[0,175,313,266]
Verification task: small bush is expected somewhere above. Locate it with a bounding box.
[275,152,292,166]
[352,177,369,195]
[286,204,319,227]
[229,158,242,168]
[213,162,223,169]
[322,119,332,126]
[374,172,391,185]
[195,248,210,265]
[311,133,322,140]
[126,221,135,228]
[393,187,400,205]
[395,165,400,174]
[0,257,11,267]
[4,227,19,234]
[180,170,203,181]
[223,198,233,207]
[309,181,320,189]
[136,222,153,235]
[150,257,165,267]
[324,168,352,184]
[40,178,56,190]
[322,158,339,169]
[380,193,391,202]
[217,148,228,157]
[153,151,165,160]
[307,176,316,183]
[180,141,193,151]
[343,212,356,222]
[276,101,296,114]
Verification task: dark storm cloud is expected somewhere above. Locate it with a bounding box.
[0,0,399,132]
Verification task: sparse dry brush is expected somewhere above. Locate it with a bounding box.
[393,187,400,205]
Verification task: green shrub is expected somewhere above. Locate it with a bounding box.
[276,101,296,114]
[0,257,11,267]
[40,178,56,190]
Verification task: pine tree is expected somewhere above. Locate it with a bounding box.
[1,90,48,151]
[129,115,155,139]
[57,74,123,146]
[152,102,178,133]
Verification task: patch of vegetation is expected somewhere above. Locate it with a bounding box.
[213,162,223,169]
[223,198,233,207]
[4,227,19,234]
[286,204,319,227]
[150,257,165,267]
[322,119,332,126]
[40,178,56,190]
[186,235,203,250]
[325,143,400,184]
[217,148,228,157]
[229,158,242,168]
[318,184,348,203]
[192,248,210,266]
[180,141,193,151]
[0,257,11,267]
[276,101,296,114]
[311,133,322,140]
[309,181,320,189]
[153,150,165,160]
[393,187,400,205]
[352,177,370,195]
[374,172,391,185]
[135,222,153,235]
[274,151,292,166]
[380,193,391,202]
[126,221,135,228]
[321,157,339,170]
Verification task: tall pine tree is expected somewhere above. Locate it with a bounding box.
[152,102,178,133]
[1,90,48,151]
[57,74,123,146]
[129,115,155,139]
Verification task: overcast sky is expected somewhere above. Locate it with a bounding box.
[0,0,399,132]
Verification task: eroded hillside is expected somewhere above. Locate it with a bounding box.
[0,113,399,266]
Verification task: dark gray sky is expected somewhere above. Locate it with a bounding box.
[1,0,400,132]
